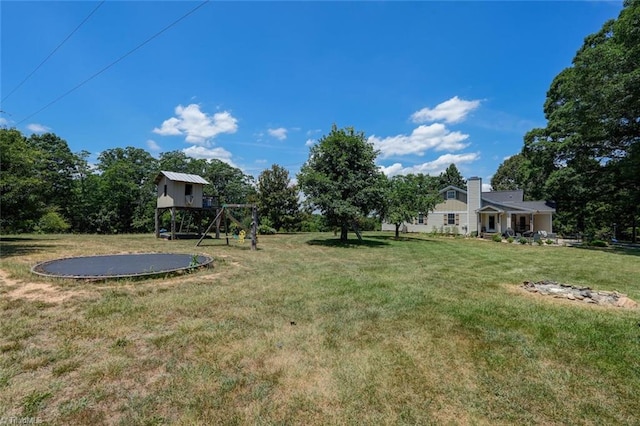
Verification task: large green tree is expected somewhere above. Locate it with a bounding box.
[201,159,256,205]
[297,125,386,241]
[96,147,158,233]
[70,150,102,233]
[491,154,527,192]
[521,0,640,240]
[256,164,299,231]
[384,174,440,238]
[438,163,466,188]
[27,133,77,221]
[0,128,43,232]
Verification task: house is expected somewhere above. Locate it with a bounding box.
[382,177,555,236]
[154,171,211,239]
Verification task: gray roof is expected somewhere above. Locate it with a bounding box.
[482,190,524,203]
[155,171,210,185]
[479,199,555,213]
[511,201,556,212]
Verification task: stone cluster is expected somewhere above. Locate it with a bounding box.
[522,280,638,309]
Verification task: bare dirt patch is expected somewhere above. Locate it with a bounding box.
[0,268,95,303]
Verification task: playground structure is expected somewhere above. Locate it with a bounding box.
[196,203,258,250]
[154,171,258,250]
[32,253,213,279]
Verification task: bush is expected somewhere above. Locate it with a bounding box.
[589,239,608,247]
[36,211,70,233]
[519,237,529,245]
[357,216,380,231]
[536,239,544,245]
[258,224,276,235]
[492,234,502,243]
[545,239,554,245]
[507,237,514,244]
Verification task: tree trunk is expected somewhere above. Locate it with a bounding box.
[633,213,637,244]
[340,223,348,241]
[395,223,400,238]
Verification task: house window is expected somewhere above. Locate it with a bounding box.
[163,185,167,197]
[185,184,193,196]
[418,213,424,224]
[447,213,456,225]
[447,190,456,200]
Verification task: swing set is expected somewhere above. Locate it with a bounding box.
[196,204,258,250]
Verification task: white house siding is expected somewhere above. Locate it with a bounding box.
[382,212,468,234]
[428,211,468,233]
[432,198,467,212]
[533,214,553,233]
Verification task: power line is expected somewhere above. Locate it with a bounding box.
[16,0,210,125]
[2,1,106,103]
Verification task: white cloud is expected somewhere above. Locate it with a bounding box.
[369,123,470,158]
[305,138,315,147]
[147,139,161,152]
[411,96,481,124]
[0,117,9,126]
[183,145,236,167]
[26,123,51,133]
[482,183,493,192]
[153,104,238,145]
[379,153,479,177]
[268,127,287,140]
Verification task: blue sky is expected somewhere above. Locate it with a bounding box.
[1,1,624,188]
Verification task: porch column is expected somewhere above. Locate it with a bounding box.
[530,213,534,232]
[506,213,512,230]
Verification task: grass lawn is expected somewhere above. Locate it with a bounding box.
[1,232,639,425]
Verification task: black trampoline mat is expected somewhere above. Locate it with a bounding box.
[32,253,213,279]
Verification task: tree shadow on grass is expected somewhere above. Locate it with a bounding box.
[367,235,443,243]
[306,238,390,248]
[0,237,58,258]
[195,239,261,251]
[571,244,640,258]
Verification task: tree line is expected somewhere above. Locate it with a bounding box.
[0,126,464,238]
[0,129,258,234]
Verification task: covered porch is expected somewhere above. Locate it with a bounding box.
[477,206,553,237]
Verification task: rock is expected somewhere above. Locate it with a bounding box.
[615,297,638,309]
[522,280,636,308]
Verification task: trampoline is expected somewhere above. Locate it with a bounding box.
[31,253,213,279]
